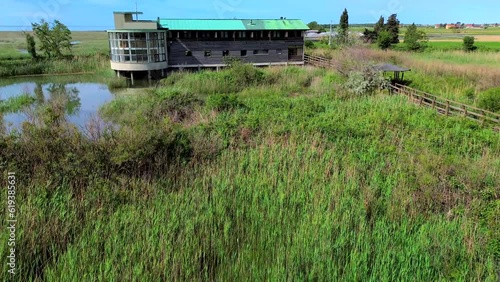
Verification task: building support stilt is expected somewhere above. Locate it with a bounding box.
[131,72,134,86]
[148,70,152,84]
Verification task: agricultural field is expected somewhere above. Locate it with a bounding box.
[1,64,499,280]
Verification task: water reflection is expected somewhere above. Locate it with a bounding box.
[1,81,114,131]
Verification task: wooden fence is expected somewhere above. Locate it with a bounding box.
[304,54,335,69]
[390,83,499,127]
[304,54,500,129]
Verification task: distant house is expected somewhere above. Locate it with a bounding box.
[434,24,441,29]
[465,24,483,29]
[445,24,458,29]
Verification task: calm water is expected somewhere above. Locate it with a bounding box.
[0,74,156,132]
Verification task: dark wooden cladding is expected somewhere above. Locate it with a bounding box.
[167,39,304,66]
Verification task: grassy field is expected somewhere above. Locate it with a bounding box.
[1,65,498,280]
[0,31,109,58]
[426,41,500,51]
[0,31,110,77]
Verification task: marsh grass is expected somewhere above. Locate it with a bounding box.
[0,54,110,77]
[0,93,36,113]
[0,65,498,281]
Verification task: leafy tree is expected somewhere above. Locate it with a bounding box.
[386,14,400,44]
[404,23,428,51]
[463,36,477,52]
[24,32,37,59]
[337,8,349,44]
[31,19,72,58]
[377,30,392,50]
[307,21,320,31]
[362,16,385,44]
[374,16,385,34]
[307,21,326,33]
[362,28,378,43]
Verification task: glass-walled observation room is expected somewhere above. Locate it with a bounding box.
[108,31,167,63]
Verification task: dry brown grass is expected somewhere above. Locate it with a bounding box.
[309,47,500,91]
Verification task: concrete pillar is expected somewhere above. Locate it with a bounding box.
[130,72,134,86]
[161,68,165,77]
[116,71,120,78]
[148,70,152,84]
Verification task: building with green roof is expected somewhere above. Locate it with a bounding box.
[107,12,309,81]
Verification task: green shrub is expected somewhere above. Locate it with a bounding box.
[477,88,500,112]
[344,67,389,96]
[463,36,477,52]
[305,40,315,49]
[206,94,244,112]
[228,61,264,87]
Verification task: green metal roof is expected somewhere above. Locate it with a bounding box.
[107,29,160,32]
[240,19,308,30]
[158,19,309,31]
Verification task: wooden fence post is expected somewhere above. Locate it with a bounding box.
[462,105,467,117]
[445,101,450,116]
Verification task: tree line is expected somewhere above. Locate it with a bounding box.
[308,10,478,52]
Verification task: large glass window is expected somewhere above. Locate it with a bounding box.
[109,31,167,63]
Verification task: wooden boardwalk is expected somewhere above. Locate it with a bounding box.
[304,54,500,129]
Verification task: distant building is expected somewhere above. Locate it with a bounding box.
[305,31,337,41]
[445,24,458,29]
[107,12,309,80]
[465,24,483,29]
[434,24,441,29]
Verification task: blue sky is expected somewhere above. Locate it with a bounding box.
[1,0,499,31]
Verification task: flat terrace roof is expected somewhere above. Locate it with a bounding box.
[114,11,144,15]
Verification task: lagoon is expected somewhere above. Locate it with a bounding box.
[0,75,149,132]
